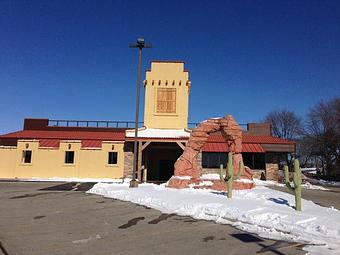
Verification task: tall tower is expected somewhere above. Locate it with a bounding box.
[143,61,191,129]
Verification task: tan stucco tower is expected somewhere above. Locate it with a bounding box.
[143,61,191,129]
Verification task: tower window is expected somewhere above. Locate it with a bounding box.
[22,150,32,164]
[156,88,176,113]
[65,151,75,164]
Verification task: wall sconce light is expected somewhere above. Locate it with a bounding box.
[25,143,29,149]
[68,144,71,150]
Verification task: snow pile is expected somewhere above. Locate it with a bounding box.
[301,168,317,174]
[88,183,340,255]
[253,178,329,190]
[318,179,340,187]
[303,182,329,191]
[171,176,191,180]
[253,178,285,187]
[189,180,214,187]
[201,173,221,180]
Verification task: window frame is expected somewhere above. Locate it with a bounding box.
[107,151,118,165]
[22,150,32,164]
[202,152,228,169]
[64,151,75,165]
[156,88,176,114]
[242,153,265,170]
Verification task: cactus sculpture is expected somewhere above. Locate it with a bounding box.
[220,152,245,198]
[284,159,302,211]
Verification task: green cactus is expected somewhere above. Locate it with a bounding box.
[284,159,302,211]
[219,152,244,198]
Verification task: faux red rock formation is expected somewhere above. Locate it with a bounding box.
[167,115,254,190]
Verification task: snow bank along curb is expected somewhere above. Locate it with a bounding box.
[87,183,340,255]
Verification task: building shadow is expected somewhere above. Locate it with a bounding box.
[230,233,263,243]
[39,182,96,192]
[230,233,304,255]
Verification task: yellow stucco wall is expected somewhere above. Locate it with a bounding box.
[0,140,124,179]
[0,146,17,178]
[144,61,190,129]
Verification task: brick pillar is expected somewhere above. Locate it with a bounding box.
[123,143,134,178]
[265,163,279,181]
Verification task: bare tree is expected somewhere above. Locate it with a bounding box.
[305,97,340,180]
[264,109,303,140]
[264,109,303,168]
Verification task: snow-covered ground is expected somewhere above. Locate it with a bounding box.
[11,175,331,191]
[301,168,317,174]
[318,179,340,187]
[88,182,340,255]
[253,178,329,191]
[201,174,329,190]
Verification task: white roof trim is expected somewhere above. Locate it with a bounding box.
[125,128,191,138]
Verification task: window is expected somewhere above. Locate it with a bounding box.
[242,153,265,169]
[22,150,32,164]
[156,88,176,113]
[65,151,75,164]
[108,152,118,165]
[202,152,228,168]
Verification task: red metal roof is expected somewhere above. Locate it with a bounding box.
[202,143,229,152]
[206,133,294,144]
[1,127,293,154]
[202,142,265,153]
[1,130,125,141]
[243,135,294,144]
[37,139,103,149]
[39,139,60,148]
[242,143,266,153]
[81,140,102,148]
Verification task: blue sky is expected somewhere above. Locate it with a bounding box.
[1,0,339,133]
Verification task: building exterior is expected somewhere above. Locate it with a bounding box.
[0,61,295,182]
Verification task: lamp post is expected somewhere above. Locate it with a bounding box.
[129,38,152,187]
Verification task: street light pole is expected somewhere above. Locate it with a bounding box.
[129,38,152,187]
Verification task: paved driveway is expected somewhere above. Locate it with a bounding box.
[268,185,340,210]
[0,182,305,255]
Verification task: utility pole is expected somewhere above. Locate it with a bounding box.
[129,38,152,187]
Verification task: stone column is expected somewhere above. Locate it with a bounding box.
[265,163,279,181]
[123,143,134,178]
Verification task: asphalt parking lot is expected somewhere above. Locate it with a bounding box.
[0,182,305,255]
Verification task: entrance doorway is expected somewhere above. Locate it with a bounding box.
[144,142,183,183]
[159,160,176,181]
